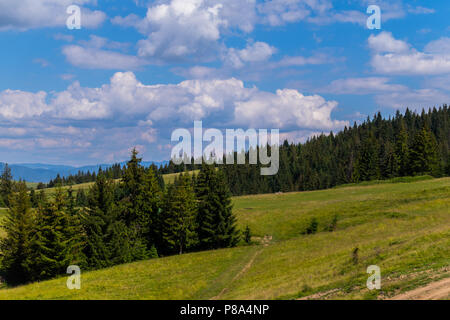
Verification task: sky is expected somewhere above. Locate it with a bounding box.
[0,0,449,166]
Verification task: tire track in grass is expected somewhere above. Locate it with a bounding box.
[211,236,272,300]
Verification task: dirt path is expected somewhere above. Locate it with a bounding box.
[390,277,450,300]
[211,235,271,300]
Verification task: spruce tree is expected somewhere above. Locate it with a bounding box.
[76,189,88,207]
[82,174,147,269]
[160,174,197,255]
[0,182,35,285]
[119,149,161,252]
[354,131,379,182]
[395,119,410,176]
[0,164,14,208]
[409,124,439,176]
[29,187,80,281]
[195,165,239,250]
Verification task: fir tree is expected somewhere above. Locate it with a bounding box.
[81,174,118,269]
[0,182,35,285]
[195,165,239,250]
[82,174,147,269]
[409,124,439,176]
[76,189,88,207]
[29,187,80,281]
[395,119,410,176]
[119,149,161,252]
[160,174,197,255]
[0,164,14,208]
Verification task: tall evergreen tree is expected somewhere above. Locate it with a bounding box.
[82,174,147,269]
[29,187,81,281]
[0,164,14,208]
[395,119,410,176]
[160,174,197,255]
[409,124,440,176]
[195,165,240,250]
[353,131,379,182]
[0,182,35,285]
[119,149,161,252]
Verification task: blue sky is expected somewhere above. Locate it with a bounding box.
[0,0,449,165]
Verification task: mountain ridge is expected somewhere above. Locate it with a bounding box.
[0,161,169,183]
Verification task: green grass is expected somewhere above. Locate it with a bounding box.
[0,177,449,300]
[162,170,199,184]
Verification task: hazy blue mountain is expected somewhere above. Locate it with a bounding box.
[0,161,169,183]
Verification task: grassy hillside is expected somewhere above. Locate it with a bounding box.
[0,177,449,299]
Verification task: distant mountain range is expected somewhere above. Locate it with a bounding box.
[0,161,169,183]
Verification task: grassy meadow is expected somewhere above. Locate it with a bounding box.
[0,176,449,299]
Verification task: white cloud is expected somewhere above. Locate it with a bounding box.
[0,72,349,163]
[424,37,450,54]
[0,0,106,31]
[0,89,49,119]
[224,42,277,68]
[0,71,346,130]
[368,32,409,53]
[369,33,450,75]
[375,88,450,110]
[326,77,407,94]
[62,45,146,70]
[233,89,346,130]
[132,0,227,61]
[324,76,450,111]
[173,66,219,79]
[407,6,435,15]
[273,54,329,68]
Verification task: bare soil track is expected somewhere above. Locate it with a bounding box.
[390,277,450,300]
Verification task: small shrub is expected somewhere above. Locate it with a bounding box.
[244,225,252,244]
[304,217,319,235]
[327,214,338,232]
[352,247,359,265]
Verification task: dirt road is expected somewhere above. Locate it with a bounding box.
[390,277,450,300]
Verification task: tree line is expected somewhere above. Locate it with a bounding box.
[0,151,239,286]
[220,106,449,195]
[45,106,449,196]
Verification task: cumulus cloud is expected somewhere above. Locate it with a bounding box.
[0,89,49,119]
[368,32,409,53]
[112,0,402,64]
[62,35,146,70]
[0,72,347,162]
[369,32,450,75]
[224,42,277,68]
[234,89,346,130]
[124,0,228,62]
[62,45,147,70]
[0,0,106,31]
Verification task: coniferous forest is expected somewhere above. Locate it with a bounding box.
[0,151,239,286]
[220,106,450,195]
[0,106,448,286]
